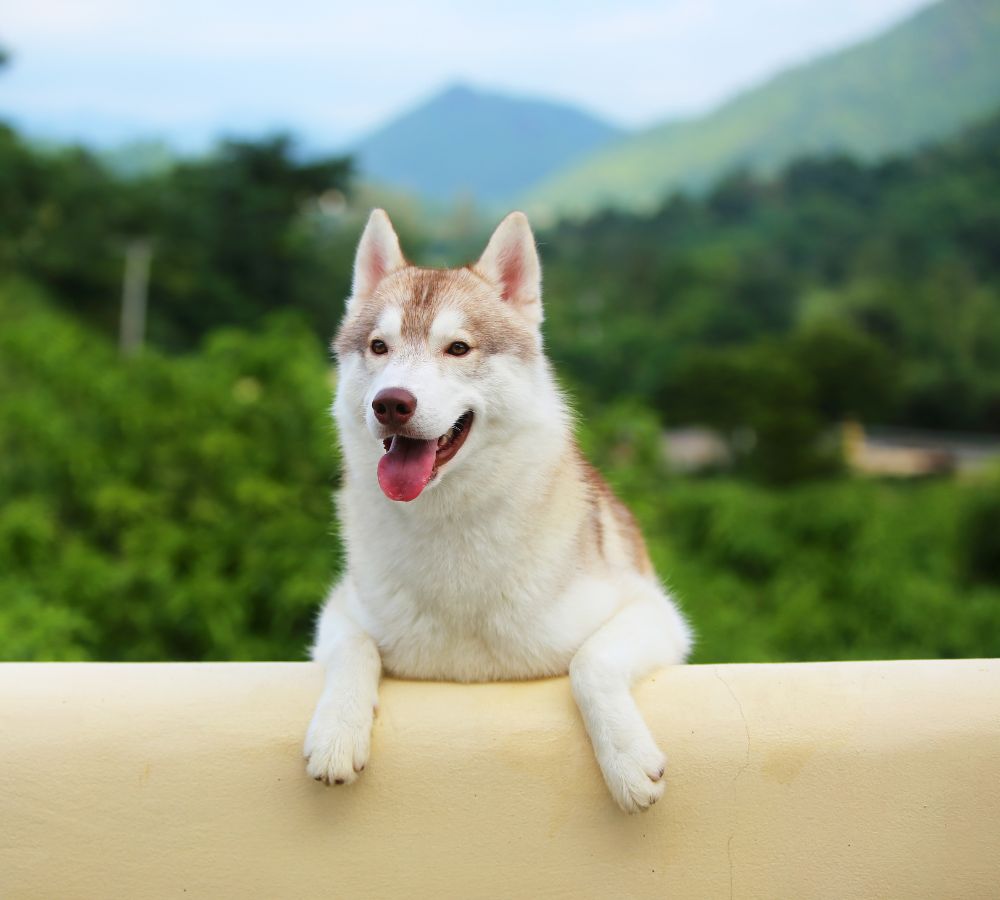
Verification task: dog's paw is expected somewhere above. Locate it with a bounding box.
[303,698,374,786]
[595,727,667,814]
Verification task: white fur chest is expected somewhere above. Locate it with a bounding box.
[338,472,608,682]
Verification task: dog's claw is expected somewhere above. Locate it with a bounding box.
[595,726,668,812]
[304,696,375,786]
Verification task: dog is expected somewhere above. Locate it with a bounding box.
[304,209,692,812]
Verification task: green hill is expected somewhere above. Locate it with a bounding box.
[352,83,622,206]
[540,108,1000,435]
[525,0,1000,220]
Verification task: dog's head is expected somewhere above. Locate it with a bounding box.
[333,209,549,502]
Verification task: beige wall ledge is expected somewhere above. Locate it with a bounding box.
[1,659,998,899]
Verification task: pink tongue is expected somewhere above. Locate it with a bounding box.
[377,436,438,501]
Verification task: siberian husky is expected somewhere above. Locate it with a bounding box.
[304,209,692,812]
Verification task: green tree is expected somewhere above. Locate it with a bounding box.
[149,136,353,344]
[0,281,339,661]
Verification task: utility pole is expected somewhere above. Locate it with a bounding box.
[119,239,152,357]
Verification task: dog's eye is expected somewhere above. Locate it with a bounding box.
[370,339,388,355]
[446,341,470,357]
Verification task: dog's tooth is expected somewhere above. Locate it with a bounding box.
[438,435,448,448]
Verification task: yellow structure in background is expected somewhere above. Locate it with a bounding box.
[1,660,998,898]
[842,420,1000,477]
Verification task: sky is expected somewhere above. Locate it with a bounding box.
[0,0,932,153]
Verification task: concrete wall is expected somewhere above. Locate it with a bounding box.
[1,659,998,898]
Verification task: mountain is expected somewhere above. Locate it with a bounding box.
[525,0,1000,220]
[351,84,623,206]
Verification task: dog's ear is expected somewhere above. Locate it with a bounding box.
[474,211,542,325]
[350,209,406,309]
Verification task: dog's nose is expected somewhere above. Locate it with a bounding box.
[372,388,417,427]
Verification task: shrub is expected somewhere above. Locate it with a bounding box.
[0,281,338,660]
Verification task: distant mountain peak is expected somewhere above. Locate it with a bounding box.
[436,82,477,100]
[352,83,624,207]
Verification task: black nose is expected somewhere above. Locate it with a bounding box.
[372,388,417,427]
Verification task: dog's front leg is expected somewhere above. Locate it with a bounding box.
[569,589,690,813]
[304,587,382,786]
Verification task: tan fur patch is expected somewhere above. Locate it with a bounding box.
[399,269,452,342]
[608,491,654,576]
[577,447,654,576]
[333,292,389,358]
[334,265,538,361]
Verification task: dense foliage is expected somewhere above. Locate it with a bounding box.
[543,111,1000,450]
[1,102,998,663]
[582,403,1000,662]
[0,125,358,346]
[0,282,337,660]
[2,282,999,662]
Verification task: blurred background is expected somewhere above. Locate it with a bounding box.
[1,0,999,663]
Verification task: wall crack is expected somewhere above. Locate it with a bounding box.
[714,668,751,782]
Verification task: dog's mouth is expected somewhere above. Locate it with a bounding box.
[377,411,474,502]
